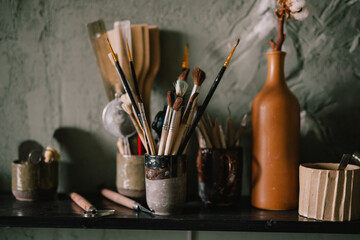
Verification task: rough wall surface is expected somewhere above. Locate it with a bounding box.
[0,0,359,238]
[1,0,359,193]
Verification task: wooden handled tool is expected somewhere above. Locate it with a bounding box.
[70,192,115,217]
[101,188,152,214]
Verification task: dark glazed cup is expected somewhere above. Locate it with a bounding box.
[145,155,186,215]
[196,148,242,206]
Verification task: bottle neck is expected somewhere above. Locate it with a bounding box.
[265,51,286,87]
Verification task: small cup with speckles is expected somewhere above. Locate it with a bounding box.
[144,155,186,215]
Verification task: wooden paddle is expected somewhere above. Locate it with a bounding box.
[87,19,120,100]
[142,26,160,118]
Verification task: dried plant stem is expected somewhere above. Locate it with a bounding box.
[270,14,285,51]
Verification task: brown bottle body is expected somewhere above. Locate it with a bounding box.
[251,51,300,210]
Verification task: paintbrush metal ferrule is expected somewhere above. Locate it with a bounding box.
[190,85,201,96]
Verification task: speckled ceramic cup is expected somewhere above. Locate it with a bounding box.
[144,155,186,215]
[116,153,145,199]
[12,160,58,201]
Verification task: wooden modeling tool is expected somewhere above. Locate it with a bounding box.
[131,25,145,84]
[143,26,161,118]
[87,19,120,100]
[137,25,150,104]
[101,188,152,214]
[114,20,133,90]
[70,192,115,218]
[178,39,240,154]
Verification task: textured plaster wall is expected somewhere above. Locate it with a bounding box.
[0,0,359,239]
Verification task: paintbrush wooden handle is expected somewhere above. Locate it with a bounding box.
[158,106,173,155]
[101,188,135,210]
[138,102,156,155]
[171,124,186,155]
[70,192,94,212]
[158,129,169,155]
[164,110,181,155]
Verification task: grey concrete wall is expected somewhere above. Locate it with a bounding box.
[1,0,359,239]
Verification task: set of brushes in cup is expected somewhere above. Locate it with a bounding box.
[195,113,247,149]
[87,19,160,156]
[105,37,240,156]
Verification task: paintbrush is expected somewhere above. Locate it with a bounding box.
[235,113,247,147]
[212,119,222,149]
[164,97,183,155]
[175,70,189,97]
[122,103,148,154]
[107,39,153,153]
[218,124,227,149]
[158,91,174,155]
[227,105,234,148]
[177,38,240,154]
[126,39,143,154]
[171,92,199,155]
[182,43,189,72]
[126,40,141,101]
[188,67,206,100]
[198,119,213,148]
[195,127,207,149]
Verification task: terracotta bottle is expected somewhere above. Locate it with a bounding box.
[251,51,300,210]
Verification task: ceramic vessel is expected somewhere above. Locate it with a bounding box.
[197,148,242,206]
[145,155,186,215]
[299,163,360,221]
[116,153,145,199]
[251,51,300,210]
[12,160,58,201]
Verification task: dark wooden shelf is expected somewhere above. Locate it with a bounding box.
[0,192,359,234]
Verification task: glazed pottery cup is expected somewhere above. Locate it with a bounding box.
[145,155,186,215]
[116,153,145,199]
[12,160,58,201]
[196,148,242,206]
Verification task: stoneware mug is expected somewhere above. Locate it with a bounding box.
[144,154,186,215]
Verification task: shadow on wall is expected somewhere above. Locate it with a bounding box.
[157,30,186,87]
[53,127,115,193]
[299,81,360,164]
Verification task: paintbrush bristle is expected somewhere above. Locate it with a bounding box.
[175,80,188,97]
[192,67,206,86]
[178,68,190,82]
[173,97,183,111]
[235,38,240,47]
[167,91,174,108]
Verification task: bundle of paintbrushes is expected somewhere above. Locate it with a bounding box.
[104,38,240,156]
[195,113,247,149]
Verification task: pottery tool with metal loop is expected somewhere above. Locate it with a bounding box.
[70,192,115,218]
[101,188,152,214]
[178,38,240,154]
